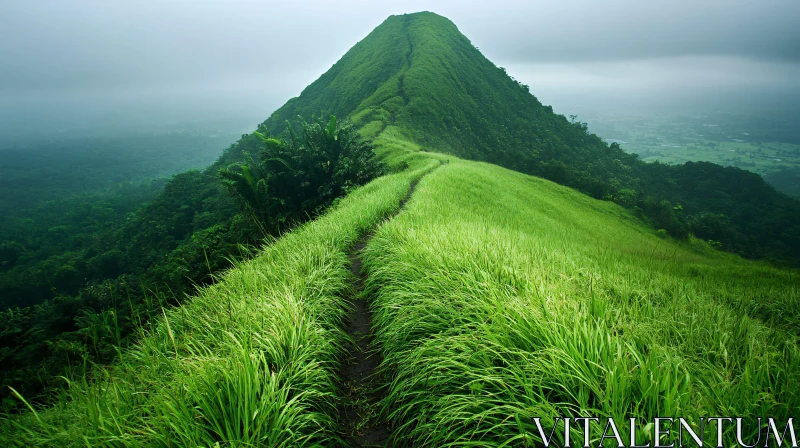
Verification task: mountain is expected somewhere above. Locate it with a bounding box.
[3,11,799,447]
[263,12,604,169]
[260,11,800,265]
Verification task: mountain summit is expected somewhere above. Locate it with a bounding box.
[263,12,603,169]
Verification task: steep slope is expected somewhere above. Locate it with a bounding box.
[263,12,599,168]
[364,153,800,446]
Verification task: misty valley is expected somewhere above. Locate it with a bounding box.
[583,110,800,197]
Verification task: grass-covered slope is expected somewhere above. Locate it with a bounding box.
[363,156,800,445]
[264,12,601,168]
[3,11,799,447]
[0,155,437,446]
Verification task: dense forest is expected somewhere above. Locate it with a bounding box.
[0,134,245,407]
[0,117,383,408]
[0,132,242,307]
[766,167,800,198]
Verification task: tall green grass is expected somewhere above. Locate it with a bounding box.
[0,155,438,446]
[363,160,800,446]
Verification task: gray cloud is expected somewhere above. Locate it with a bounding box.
[2,0,798,91]
[454,0,800,63]
[0,0,798,134]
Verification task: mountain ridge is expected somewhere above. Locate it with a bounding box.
[256,11,800,265]
[262,12,589,165]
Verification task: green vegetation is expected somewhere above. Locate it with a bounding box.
[2,10,799,447]
[0,164,248,406]
[0,132,239,308]
[766,167,800,197]
[364,157,799,445]
[220,116,386,232]
[0,132,254,406]
[0,158,436,446]
[0,117,383,409]
[0,133,237,213]
[5,117,797,446]
[265,12,800,266]
[641,140,800,174]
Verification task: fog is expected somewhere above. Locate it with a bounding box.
[506,57,800,116]
[1,0,799,138]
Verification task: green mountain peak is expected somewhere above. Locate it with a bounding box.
[263,11,573,164]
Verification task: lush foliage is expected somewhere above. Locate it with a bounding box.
[4,124,797,445]
[765,167,800,198]
[0,165,254,408]
[584,111,800,198]
[363,154,800,446]
[220,116,385,232]
[0,132,239,309]
[0,156,437,446]
[2,11,798,446]
[0,118,383,409]
[0,133,235,215]
[0,133,254,407]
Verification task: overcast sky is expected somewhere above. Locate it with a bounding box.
[1,0,799,136]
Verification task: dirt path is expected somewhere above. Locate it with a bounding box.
[338,179,420,447]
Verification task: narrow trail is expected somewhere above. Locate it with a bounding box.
[338,179,421,447]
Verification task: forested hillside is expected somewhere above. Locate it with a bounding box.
[0,134,253,405]
[0,132,242,308]
[0,117,385,408]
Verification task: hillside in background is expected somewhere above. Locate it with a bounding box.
[576,110,800,198]
[265,12,602,167]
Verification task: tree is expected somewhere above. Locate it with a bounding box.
[218,152,274,233]
[219,115,386,233]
